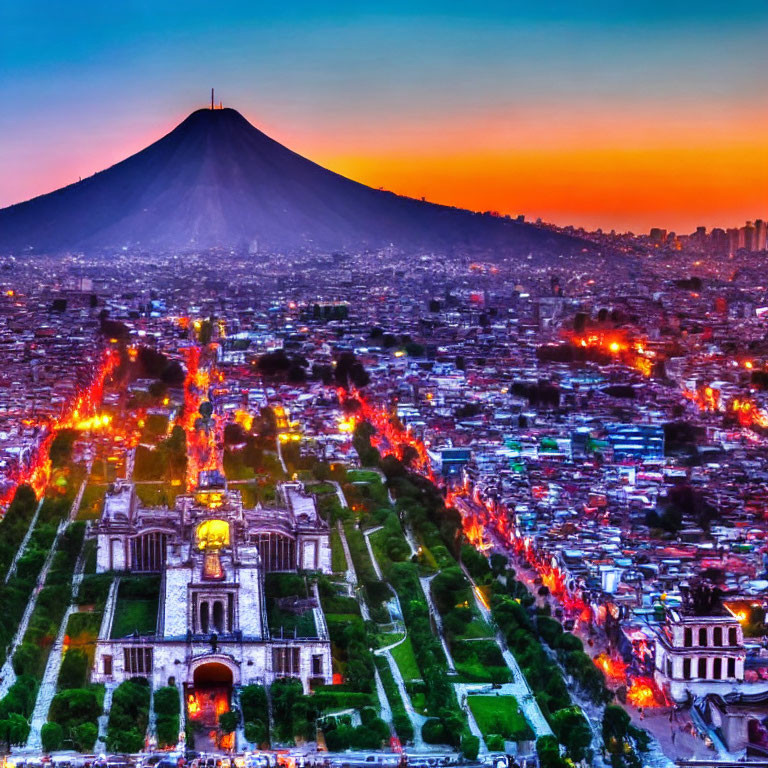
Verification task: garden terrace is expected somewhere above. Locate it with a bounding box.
[110,575,160,638]
[467,695,535,744]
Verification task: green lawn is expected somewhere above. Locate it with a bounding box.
[110,576,160,638]
[390,636,421,681]
[307,483,336,496]
[459,618,495,639]
[134,482,183,508]
[77,483,109,520]
[452,639,511,684]
[111,599,158,638]
[346,470,383,485]
[467,696,534,742]
[330,528,348,572]
[324,614,365,633]
[140,413,170,443]
[268,606,317,638]
[410,692,428,715]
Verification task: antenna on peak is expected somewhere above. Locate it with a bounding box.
[211,88,214,110]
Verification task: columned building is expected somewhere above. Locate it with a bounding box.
[654,610,746,702]
[91,478,332,699]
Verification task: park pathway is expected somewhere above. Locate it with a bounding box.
[336,521,370,621]
[418,574,456,673]
[94,682,116,752]
[4,498,44,584]
[26,528,90,749]
[0,517,68,699]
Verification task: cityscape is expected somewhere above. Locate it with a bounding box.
[1,4,768,768]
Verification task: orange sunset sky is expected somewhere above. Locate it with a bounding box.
[2,1,767,233]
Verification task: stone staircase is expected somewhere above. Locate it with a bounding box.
[26,524,92,749]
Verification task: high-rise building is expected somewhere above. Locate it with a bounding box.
[743,222,756,252]
[710,228,728,257]
[755,219,767,251]
[727,227,743,254]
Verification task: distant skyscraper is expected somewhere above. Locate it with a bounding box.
[727,227,743,255]
[755,219,767,251]
[710,228,728,257]
[743,222,756,252]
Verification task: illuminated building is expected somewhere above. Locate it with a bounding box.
[653,610,756,703]
[91,476,333,725]
[604,423,664,460]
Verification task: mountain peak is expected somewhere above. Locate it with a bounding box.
[0,108,586,258]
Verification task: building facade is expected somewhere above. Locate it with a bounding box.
[91,479,332,697]
[654,610,746,702]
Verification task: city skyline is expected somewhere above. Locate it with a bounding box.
[1,1,767,233]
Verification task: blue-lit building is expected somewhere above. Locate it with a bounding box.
[433,447,472,478]
[605,424,664,459]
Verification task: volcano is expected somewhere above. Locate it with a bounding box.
[0,107,585,256]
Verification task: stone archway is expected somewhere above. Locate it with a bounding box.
[187,661,235,734]
[193,661,233,687]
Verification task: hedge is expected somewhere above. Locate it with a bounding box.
[153,686,180,748]
[373,656,414,743]
[48,687,102,751]
[105,677,150,753]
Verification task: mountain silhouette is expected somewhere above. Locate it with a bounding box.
[0,107,586,256]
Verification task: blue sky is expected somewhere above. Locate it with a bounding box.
[1,1,766,230]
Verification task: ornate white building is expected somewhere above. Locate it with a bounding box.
[653,610,747,702]
[91,477,332,699]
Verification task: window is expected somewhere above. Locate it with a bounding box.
[728,627,738,646]
[273,647,300,676]
[684,628,692,647]
[698,628,707,646]
[249,533,296,571]
[713,627,723,647]
[727,658,736,678]
[103,655,113,676]
[698,658,707,679]
[213,601,225,633]
[713,658,722,680]
[683,658,691,680]
[312,654,323,676]
[124,647,153,675]
[130,532,167,572]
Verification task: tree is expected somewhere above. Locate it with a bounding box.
[490,553,508,577]
[537,734,568,768]
[551,707,592,762]
[49,430,78,468]
[1,712,30,747]
[224,422,248,445]
[335,352,370,390]
[244,719,267,746]
[602,704,631,753]
[199,318,214,345]
[421,719,446,743]
[239,684,269,725]
[461,734,480,760]
[72,721,98,751]
[154,686,180,747]
[58,649,89,690]
[219,710,239,735]
[41,721,63,752]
